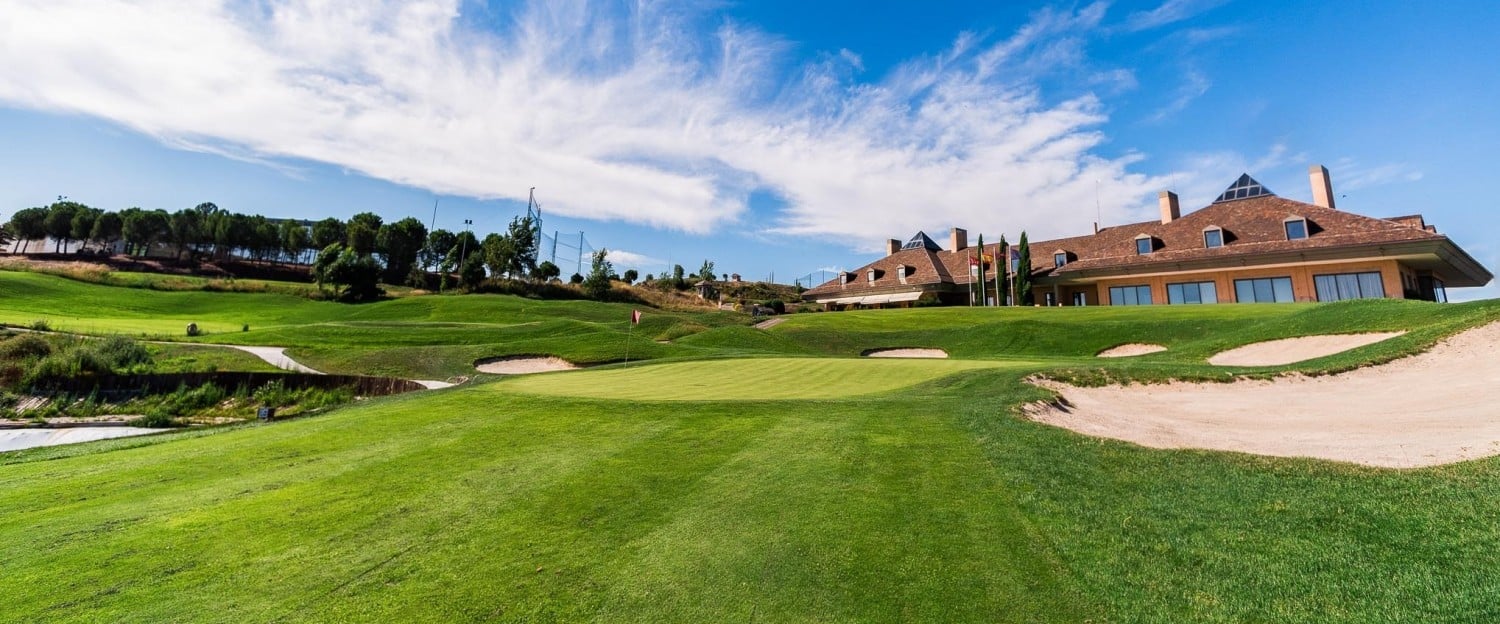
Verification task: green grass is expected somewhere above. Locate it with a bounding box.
[503,357,1023,401]
[3,271,1500,622]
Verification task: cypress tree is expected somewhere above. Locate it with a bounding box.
[1016,231,1032,306]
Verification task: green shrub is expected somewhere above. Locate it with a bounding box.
[0,334,53,361]
[155,383,227,417]
[95,336,151,369]
[28,319,50,332]
[136,411,178,428]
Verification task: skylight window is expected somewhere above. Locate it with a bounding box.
[1203,227,1223,248]
[1135,235,1154,255]
[1285,218,1308,240]
[1213,174,1274,203]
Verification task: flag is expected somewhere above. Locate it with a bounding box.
[1009,247,1021,272]
[631,310,642,324]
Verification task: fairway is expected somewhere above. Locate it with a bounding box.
[502,357,1021,401]
[4,273,1500,622]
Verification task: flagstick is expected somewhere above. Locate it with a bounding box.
[624,320,633,369]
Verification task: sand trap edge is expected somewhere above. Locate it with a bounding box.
[474,356,580,375]
[1207,331,1407,367]
[1096,343,1168,358]
[861,348,949,359]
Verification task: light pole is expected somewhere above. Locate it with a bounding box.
[459,219,473,264]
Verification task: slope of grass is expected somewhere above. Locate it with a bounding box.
[503,357,1022,401]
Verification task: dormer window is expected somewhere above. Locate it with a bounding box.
[1053,252,1068,268]
[867,268,878,284]
[896,265,909,284]
[1284,217,1309,241]
[1135,235,1154,255]
[1203,226,1224,249]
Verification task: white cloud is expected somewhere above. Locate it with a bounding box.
[605,249,665,271]
[0,0,1177,247]
[1329,160,1424,192]
[1145,69,1211,123]
[1124,0,1228,32]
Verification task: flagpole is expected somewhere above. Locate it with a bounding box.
[624,320,633,369]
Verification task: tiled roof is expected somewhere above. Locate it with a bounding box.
[805,193,1476,297]
[1029,195,1443,276]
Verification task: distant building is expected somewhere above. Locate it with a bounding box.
[803,165,1492,308]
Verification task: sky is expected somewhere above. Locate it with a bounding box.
[0,0,1496,298]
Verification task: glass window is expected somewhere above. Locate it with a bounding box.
[1166,281,1218,305]
[1434,279,1448,303]
[1109,285,1153,306]
[1203,229,1223,248]
[1285,219,1308,240]
[1054,252,1067,267]
[1313,271,1386,302]
[1234,277,1295,303]
[1136,238,1152,255]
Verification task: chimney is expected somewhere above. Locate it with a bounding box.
[1310,164,1336,209]
[1158,190,1180,224]
[950,228,968,252]
[886,239,901,256]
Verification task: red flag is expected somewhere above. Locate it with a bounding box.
[631,310,641,324]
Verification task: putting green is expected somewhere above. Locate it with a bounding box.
[500,357,1022,401]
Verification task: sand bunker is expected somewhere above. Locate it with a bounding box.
[1027,322,1500,468]
[474,356,579,375]
[1097,344,1167,358]
[863,348,949,359]
[1208,331,1405,366]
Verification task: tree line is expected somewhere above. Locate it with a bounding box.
[4,200,556,301]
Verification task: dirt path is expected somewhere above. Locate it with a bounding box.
[1027,322,1500,468]
[753,317,787,330]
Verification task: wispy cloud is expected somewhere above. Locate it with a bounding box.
[1331,160,1424,192]
[605,249,666,271]
[0,0,1175,246]
[1145,69,1211,123]
[1124,0,1229,32]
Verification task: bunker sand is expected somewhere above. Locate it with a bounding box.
[1208,331,1405,366]
[864,348,949,359]
[475,356,580,375]
[1029,322,1500,468]
[1097,344,1167,358]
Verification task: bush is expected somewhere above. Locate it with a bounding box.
[762,299,786,314]
[569,273,584,284]
[95,335,151,369]
[0,334,53,361]
[29,319,50,332]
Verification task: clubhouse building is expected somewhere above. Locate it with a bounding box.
[802,165,1492,307]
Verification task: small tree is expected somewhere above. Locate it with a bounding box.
[481,232,516,279]
[90,212,123,251]
[311,218,346,250]
[280,219,311,264]
[71,208,101,251]
[421,229,457,270]
[346,212,383,257]
[582,249,613,300]
[314,244,383,301]
[8,207,50,253]
[622,269,638,285]
[696,260,716,283]
[569,273,584,284]
[44,202,83,253]
[536,260,561,282]
[377,217,427,283]
[1015,231,1032,306]
[459,254,487,291]
[505,214,538,278]
[997,233,1009,306]
[644,273,654,283]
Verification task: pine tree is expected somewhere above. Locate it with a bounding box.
[997,234,1008,306]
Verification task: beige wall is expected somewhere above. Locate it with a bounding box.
[1086,259,1404,305]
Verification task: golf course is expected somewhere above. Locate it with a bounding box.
[3,270,1500,622]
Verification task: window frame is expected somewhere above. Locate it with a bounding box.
[1233,276,1295,303]
[1108,284,1153,306]
[1284,217,1309,241]
[1134,235,1154,255]
[1053,252,1067,268]
[1313,271,1386,302]
[1202,226,1224,249]
[1167,280,1218,305]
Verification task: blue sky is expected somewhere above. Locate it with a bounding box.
[1,0,1496,297]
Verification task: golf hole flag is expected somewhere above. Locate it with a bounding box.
[631,310,642,324]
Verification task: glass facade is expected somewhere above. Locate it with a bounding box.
[1314,271,1386,302]
[1109,285,1153,306]
[1234,277,1294,303]
[1167,281,1218,304]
